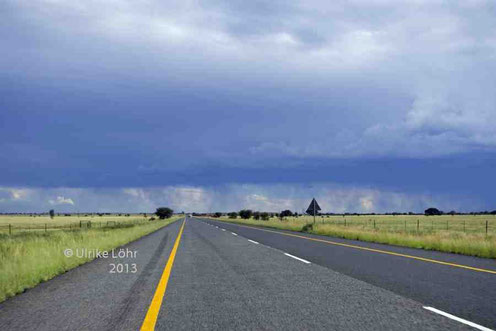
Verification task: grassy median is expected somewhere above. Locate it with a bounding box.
[0,216,180,302]
[212,216,496,259]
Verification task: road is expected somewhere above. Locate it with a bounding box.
[0,217,493,330]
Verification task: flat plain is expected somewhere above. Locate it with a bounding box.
[212,214,496,258]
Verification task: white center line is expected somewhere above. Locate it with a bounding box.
[231,232,238,236]
[423,307,493,331]
[221,229,226,232]
[284,253,311,264]
[248,239,259,244]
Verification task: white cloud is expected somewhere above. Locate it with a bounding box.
[48,196,75,205]
[0,188,34,202]
[10,189,31,200]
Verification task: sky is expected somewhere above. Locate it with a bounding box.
[1,0,495,213]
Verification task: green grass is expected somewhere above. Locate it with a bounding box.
[212,216,496,259]
[0,216,181,302]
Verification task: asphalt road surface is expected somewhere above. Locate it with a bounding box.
[0,217,494,330]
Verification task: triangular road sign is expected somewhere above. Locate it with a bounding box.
[306,198,321,215]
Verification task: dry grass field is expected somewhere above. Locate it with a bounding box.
[0,214,152,234]
[213,214,496,258]
[273,214,496,234]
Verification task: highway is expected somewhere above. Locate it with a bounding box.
[0,217,494,330]
[201,218,496,330]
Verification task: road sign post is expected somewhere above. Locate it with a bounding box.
[306,198,321,225]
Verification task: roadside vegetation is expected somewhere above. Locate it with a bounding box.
[0,213,180,302]
[211,213,496,259]
[0,214,154,234]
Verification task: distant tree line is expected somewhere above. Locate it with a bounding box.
[3,208,496,218]
[197,208,496,221]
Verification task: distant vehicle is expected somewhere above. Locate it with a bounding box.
[188,214,193,218]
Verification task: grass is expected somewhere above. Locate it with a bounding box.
[212,215,496,259]
[0,216,181,303]
[0,214,152,234]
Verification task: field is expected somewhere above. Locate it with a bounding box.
[275,214,496,233]
[0,215,181,302]
[213,214,496,258]
[0,214,152,234]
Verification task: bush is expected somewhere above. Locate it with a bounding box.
[253,212,261,220]
[302,223,313,232]
[49,209,55,219]
[213,212,222,218]
[228,212,238,219]
[239,209,253,219]
[280,210,293,217]
[156,207,174,219]
[425,208,442,216]
[260,212,269,221]
[149,217,156,221]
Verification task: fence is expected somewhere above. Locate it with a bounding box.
[0,218,154,236]
[312,217,495,235]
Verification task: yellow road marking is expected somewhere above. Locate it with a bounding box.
[141,220,186,331]
[212,220,496,275]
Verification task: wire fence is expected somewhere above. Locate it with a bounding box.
[0,218,155,236]
[310,217,495,235]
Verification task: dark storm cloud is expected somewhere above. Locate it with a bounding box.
[1,0,495,211]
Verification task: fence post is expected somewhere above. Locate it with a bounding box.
[373,219,376,229]
[486,220,489,236]
[417,219,419,232]
[80,220,82,228]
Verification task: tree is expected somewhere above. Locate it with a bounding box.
[280,210,293,217]
[213,212,222,218]
[260,212,269,221]
[253,211,261,220]
[490,210,496,215]
[228,212,238,219]
[239,209,253,219]
[156,207,173,219]
[425,207,442,216]
[49,209,55,219]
